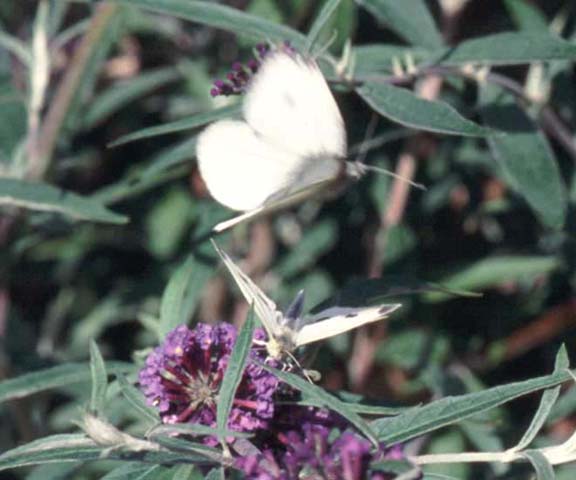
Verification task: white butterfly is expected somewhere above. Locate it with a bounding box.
[197,50,369,233]
[212,240,401,359]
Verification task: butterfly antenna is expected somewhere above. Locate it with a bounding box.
[361,164,426,191]
[354,111,379,167]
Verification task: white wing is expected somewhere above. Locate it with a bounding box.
[211,240,283,339]
[244,52,346,159]
[197,120,311,212]
[295,304,401,347]
[212,178,339,233]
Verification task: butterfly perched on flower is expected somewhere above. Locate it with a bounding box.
[212,240,401,360]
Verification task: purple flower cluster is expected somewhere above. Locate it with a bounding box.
[236,424,405,480]
[138,323,277,432]
[210,42,295,97]
[139,322,410,479]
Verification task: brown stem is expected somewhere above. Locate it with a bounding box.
[28,3,118,180]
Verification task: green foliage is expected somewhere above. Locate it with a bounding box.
[2,0,576,478]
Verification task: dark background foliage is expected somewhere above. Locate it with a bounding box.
[1,0,576,478]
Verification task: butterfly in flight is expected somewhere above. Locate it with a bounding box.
[198,49,378,233]
[212,240,401,360]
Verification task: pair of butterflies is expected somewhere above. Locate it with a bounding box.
[198,49,371,233]
[213,241,400,359]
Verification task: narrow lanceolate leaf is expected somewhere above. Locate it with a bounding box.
[522,450,555,480]
[439,32,576,65]
[306,0,342,53]
[0,178,128,224]
[83,67,180,128]
[356,0,443,49]
[159,252,213,339]
[512,346,569,452]
[357,83,488,137]
[424,256,558,302]
[261,363,379,447]
[217,310,255,438]
[352,45,427,75]
[109,103,241,147]
[100,464,174,480]
[371,369,571,444]
[0,362,133,404]
[89,341,108,415]
[0,433,195,471]
[504,0,549,32]
[111,0,307,50]
[480,84,566,230]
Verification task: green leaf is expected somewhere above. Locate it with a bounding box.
[0,433,197,472]
[306,0,342,53]
[504,0,549,32]
[217,309,255,438]
[425,256,558,302]
[0,178,128,224]
[439,33,576,65]
[111,0,307,50]
[150,423,250,441]
[261,363,379,446]
[357,83,488,137]
[101,464,174,480]
[117,374,159,424]
[159,252,214,339]
[352,44,427,75]
[0,362,133,404]
[522,450,555,480]
[356,0,442,49]
[0,29,32,66]
[89,341,108,414]
[513,345,569,452]
[83,67,180,128]
[480,84,566,230]
[109,103,241,147]
[372,369,571,444]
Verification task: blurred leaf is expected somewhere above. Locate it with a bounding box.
[372,369,571,444]
[356,0,443,49]
[0,82,26,165]
[112,0,307,50]
[83,67,180,128]
[306,0,342,53]
[275,220,337,278]
[0,362,133,403]
[159,252,214,339]
[512,345,568,452]
[26,463,81,480]
[504,0,549,32]
[357,83,488,137]
[425,256,558,302]
[150,423,249,441]
[0,29,32,66]
[353,45,427,75]
[261,363,379,446]
[216,309,255,438]
[146,187,193,259]
[89,341,108,414]
[117,374,159,424]
[481,84,566,230]
[0,178,128,224]
[522,450,555,480]
[109,103,241,147]
[439,33,576,65]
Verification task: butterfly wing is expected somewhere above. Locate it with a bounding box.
[244,52,346,160]
[294,304,401,347]
[212,178,338,233]
[212,240,283,340]
[197,120,311,212]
